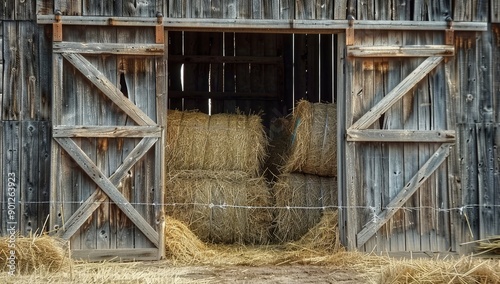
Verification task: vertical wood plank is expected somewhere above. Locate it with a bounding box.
[280,0,294,19]
[20,121,39,235]
[2,122,20,235]
[167,31,183,110]
[55,0,83,16]
[223,0,237,18]
[82,0,115,16]
[38,122,51,234]
[237,0,250,19]
[2,22,20,120]
[458,124,480,253]
[39,24,52,121]
[37,0,55,15]
[476,123,495,240]
[493,0,500,22]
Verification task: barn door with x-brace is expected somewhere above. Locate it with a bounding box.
[49,20,166,261]
[342,26,457,252]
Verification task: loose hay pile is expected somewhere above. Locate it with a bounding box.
[379,256,500,283]
[167,110,267,176]
[273,173,338,242]
[476,235,500,255]
[283,100,337,177]
[0,235,67,274]
[165,170,273,245]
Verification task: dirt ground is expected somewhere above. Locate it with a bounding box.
[2,261,374,284]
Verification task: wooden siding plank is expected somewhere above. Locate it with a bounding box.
[59,137,157,240]
[222,0,237,18]
[53,126,161,137]
[1,122,20,235]
[20,122,39,235]
[38,122,51,234]
[62,53,156,126]
[53,42,164,55]
[347,45,454,57]
[55,137,159,247]
[357,143,452,248]
[2,22,20,120]
[493,0,500,22]
[38,24,52,121]
[347,129,455,142]
[457,124,480,253]
[55,0,82,16]
[476,124,495,240]
[350,56,443,130]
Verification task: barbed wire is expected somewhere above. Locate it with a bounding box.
[1,200,500,214]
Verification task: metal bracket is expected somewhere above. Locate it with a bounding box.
[53,10,63,42]
[346,15,355,46]
[445,16,454,45]
[155,12,164,44]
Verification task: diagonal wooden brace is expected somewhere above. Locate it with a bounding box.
[55,137,160,247]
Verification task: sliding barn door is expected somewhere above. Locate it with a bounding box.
[341,29,457,252]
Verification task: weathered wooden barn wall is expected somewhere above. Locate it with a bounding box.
[0,0,52,238]
[0,0,498,257]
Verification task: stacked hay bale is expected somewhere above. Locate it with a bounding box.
[272,100,338,242]
[165,110,272,244]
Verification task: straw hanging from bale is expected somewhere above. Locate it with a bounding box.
[283,100,337,177]
[273,173,338,242]
[166,110,267,176]
[165,170,273,245]
[0,235,67,274]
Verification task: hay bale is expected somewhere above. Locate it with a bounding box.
[165,170,273,245]
[273,173,338,242]
[0,235,67,274]
[166,110,267,176]
[476,235,500,255]
[283,100,337,177]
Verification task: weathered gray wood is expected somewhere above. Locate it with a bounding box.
[21,122,39,235]
[62,53,156,126]
[350,56,443,130]
[1,122,20,235]
[36,15,489,31]
[71,248,158,261]
[334,0,346,19]
[493,0,500,22]
[476,124,495,240]
[357,143,452,248]
[54,0,82,16]
[347,45,454,57]
[347,129,456,142]
[53,126,161,137]
[59,137,159,240]
[53,42,164,55]
[55,137,160,247]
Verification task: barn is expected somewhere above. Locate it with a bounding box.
[0,0,498,261]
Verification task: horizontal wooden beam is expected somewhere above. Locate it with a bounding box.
[350,56,443,130]
[347,45,455,57]
[53,42,164,55]
[53,125,161,137]
[169,55,282,64]
[356,143,452,248]
[37,15,488,32]
[346,129,456,142]
[71,248,158,261]
[168,91,279,100]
